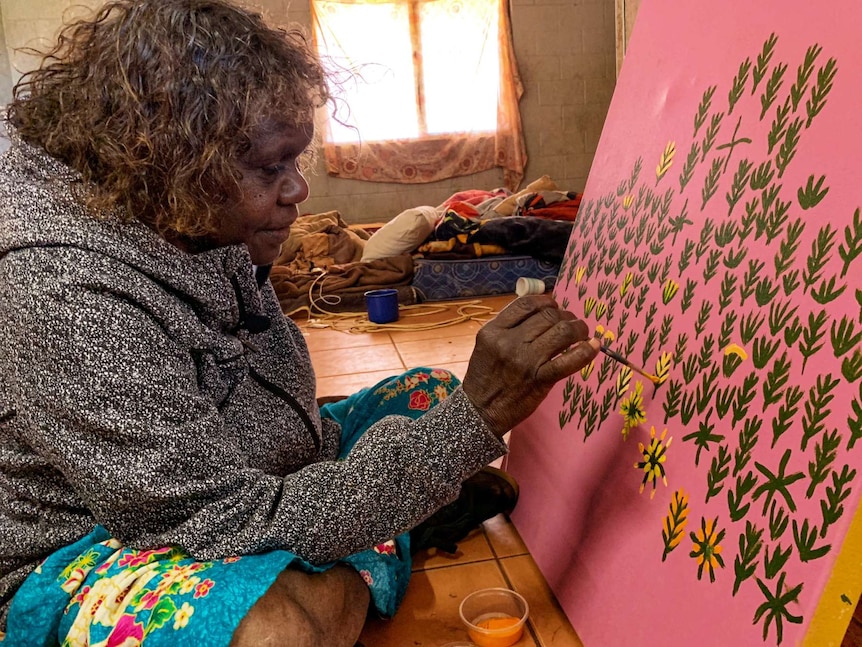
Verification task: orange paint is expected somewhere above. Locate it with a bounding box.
[467,615,524,647]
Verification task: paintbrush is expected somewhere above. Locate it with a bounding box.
[599,344,662,385]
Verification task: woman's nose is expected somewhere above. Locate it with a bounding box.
[279,170,309,205]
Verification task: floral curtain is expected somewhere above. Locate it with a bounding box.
[311,0,526,191]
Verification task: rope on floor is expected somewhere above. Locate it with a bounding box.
[298,270,503,334]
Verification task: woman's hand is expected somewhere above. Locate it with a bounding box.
[462,295,599,438]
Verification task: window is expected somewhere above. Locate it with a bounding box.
[310,0,526,189]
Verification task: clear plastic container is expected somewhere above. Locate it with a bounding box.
[458,588,529,647]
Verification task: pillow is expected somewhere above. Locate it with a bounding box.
[493,175,559,216]
[361,206,439,261]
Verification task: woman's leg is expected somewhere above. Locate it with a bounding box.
[229,564,369,647]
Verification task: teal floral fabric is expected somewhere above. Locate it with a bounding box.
[1,367,459,646]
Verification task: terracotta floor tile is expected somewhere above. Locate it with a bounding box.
[499,555,584,647]
[387,318,486,343]
[412,527,495,572]
[310,344,404,378]
[358,560,539,647]
[396,335,477,368]
[315,369,405,399]
[299,325,393,353]
[483,515,529,559]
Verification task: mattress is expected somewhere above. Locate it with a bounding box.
[412,255,559,301]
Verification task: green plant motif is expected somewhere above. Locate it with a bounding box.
[797,175,829,209]
[762,352,791,410]
[731,372,759,428]
[733,520,764,595]
[771,385,803,448]
[693,85,717,136]
[800,373,840,451]
[820,465,856,537]
[655,141,676,185]
[734,418,762,477]
[752,335,780,370]
[798,309,829,374]
[767,99,791,155]
[792,518,831,562]
[682,409,724,467]
[805,57,838,127]
[728,59,752,114]
[790,44,822,111]
[662,489,690,561]
[773,218,805,278]
[769,500,790,541]
[726,158,753,216]
[752,33,779,97]
[753,572,804,644]
[806,428,840,499]
[753,449,805,514]
[810,275,847,305]
[662,378,682,423]
[759,62,789,119]
[843,349,862,382]
[850,383,862,451]
[763,543,793,580]
[839,207,862,278]
[830,316,862,358]
[728,470,758,522]
[705,443,732,503]
[775,117,804,178]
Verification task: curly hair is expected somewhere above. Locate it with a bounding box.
[6,0,330,238]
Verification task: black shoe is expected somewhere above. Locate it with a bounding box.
[409,466,519,555]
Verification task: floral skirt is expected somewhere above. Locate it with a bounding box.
[1,367,460,647]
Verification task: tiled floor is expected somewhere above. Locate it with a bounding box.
[294,294,584,647]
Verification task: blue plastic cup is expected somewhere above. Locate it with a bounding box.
[365,288,399,324]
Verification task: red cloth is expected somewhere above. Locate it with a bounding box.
[439,189,506,208]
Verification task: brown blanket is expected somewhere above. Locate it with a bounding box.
[271,253,416,316]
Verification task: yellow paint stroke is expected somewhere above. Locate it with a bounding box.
[655,141,676,182]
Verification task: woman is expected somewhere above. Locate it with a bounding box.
[0,1,598,645]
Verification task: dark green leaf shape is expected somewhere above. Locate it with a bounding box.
[729,471,758,522]
[680,279,696,315]
[768,299,799,336]
[701,113,724,161]
[662,378,683,423]
[753,572,804,644]
[697,365,721,415]
[753,448,805,514]
[719,311,739,350]
[753,336,781,371]
[732,372,759,428]
[767,99,791,155]
[693,85,717,136]
[752,33,779,96]
[750,160,775,190]
[769,500,789,541]
[799,309,829,373]
[784,315,802,346]
[839,207,862,278]
[724,245,749,270]
[739,311,765,345]
[771,385,803,448]
[849,382,862,450]
[806,57,838,127]
[802,225,837,295]
[762,545,793,581]
[806,428,840,499]
[729,59,752,115]
[759,62,789,120]
[705,443,732,503]
[791,44,821,111]
[762,352,790,411]
[701,158,724,210]
[755,277,780,307]
[797,174,829,209]
[782,269,801,297]
[831,316,862,358]
[811,275,847,305]
[698,335,716,371]
[773,218,805,277]
[695,301,713,337]
[820,465,856,537]
[719,272,738,313]
[776,117,804,179]
[715,384,736,420]
[801,372,840,451]
[726,158,753,217]
[703,249,722,284]
[843,349,862,382]
[733,521,763,596]
[792,518,831,562]
[734,418,762,477]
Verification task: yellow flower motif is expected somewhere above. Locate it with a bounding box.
[619,381,646,439]
[661,279,680,304]
[622,195,634,209]
[580,360,595,381]
[584,296,596,317]
[690,516,726,582]
[615,365,632,398]
[575,266,586,284]
[619,272,633,297]
[723,343,749,360]
[173,602,195,630]
[635,426,672,499]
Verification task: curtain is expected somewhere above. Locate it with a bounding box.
[311,0,526,191]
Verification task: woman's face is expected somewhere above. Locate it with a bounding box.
[216,118,313,266]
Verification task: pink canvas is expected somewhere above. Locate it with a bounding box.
[507,0,862,645]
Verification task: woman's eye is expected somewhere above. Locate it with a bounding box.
[262,164,286,177]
